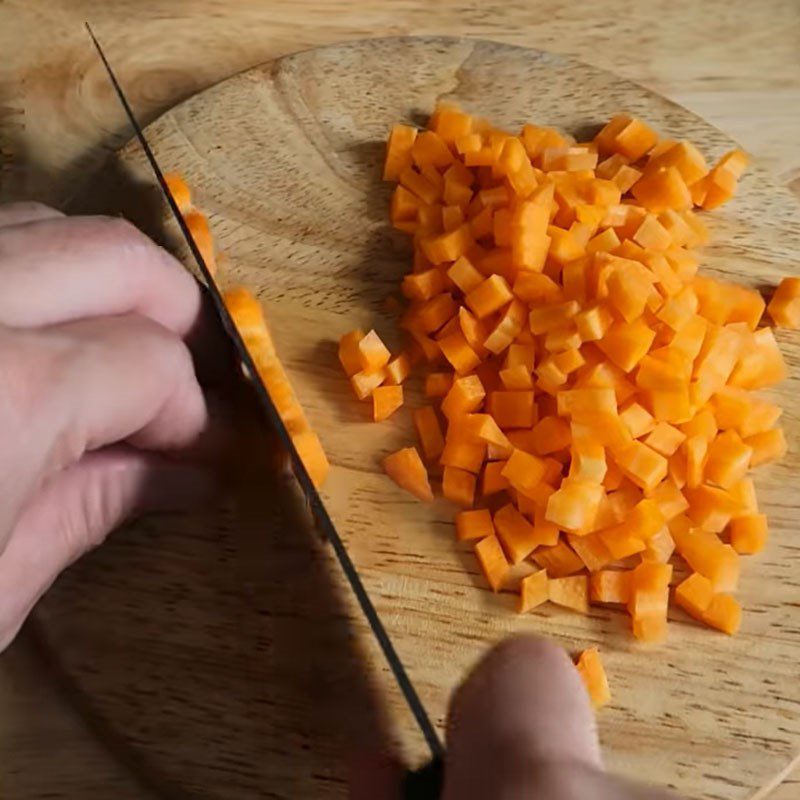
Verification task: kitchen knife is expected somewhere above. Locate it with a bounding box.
[85,22,445,797]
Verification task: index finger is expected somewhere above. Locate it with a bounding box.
[0,214,202,337]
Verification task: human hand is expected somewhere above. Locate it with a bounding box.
[352,637,677,799]
[0,202,216,650]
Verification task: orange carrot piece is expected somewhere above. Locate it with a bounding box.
[164,172,193,213]
[767,277,800,329]
[413,406,445,461]
[519,569,549,613]
[532,541,585,577]
[184,210,217,274]
[338,329,366,377]
[425,372,453,397]
[383,447,433,502]
[372,385,403,422]
[701,593,742,635]
[729,513,768,555]
[475,535,510,592]
[548,575,590,613]
[443,466,477,507]
[456,508,494,541]
[576,647,611,709]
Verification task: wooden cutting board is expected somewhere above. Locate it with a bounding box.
[35,37,800,800]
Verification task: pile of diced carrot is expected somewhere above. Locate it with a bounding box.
[338,103,797,668]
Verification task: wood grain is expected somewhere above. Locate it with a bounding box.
[27,37,800,800]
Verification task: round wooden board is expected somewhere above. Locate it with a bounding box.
[35,37,800,800]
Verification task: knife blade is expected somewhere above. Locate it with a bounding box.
[85,22,445,769]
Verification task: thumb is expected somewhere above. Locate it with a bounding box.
[443,637,676,800]
[0,447,217,650]
[443,636,602,799]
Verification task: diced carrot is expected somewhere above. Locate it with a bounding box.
[519,569,549,613]
[164,172,193,213]
[443,466,477,507]
[482,460,511,496]
[487,390,537,428]
[548,575,590,613]
[424,372,453,398]
[463,275,512,319]
[701,593,741,635]
[441,436,486,474]
[373,385,403,422]
[413,406,445,461]
[493,503,542,563]
[546,478,604,533]
[448,255,484,294]
[619,402,656,439]
[441,374,485,419]
[501,449,547,496]
[575,647,611,709]
[475,535,510,592]
[631,166,691,212]
[745,427,787,467]
[456,508,494,541]
[182,211,217,276]
[632,614,668,644]
[339,329,365,377]
[767,277,800,329]
[532,541,584,577]
[598,318,656,372]
[590,570,631,604]
[729,513,768,555]
[383,447,433,501]
[614,442,668,493]
[384,124,418,180]
[674,572,714,620]
[358,105,791,637]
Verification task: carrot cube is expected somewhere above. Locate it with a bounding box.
[351,368,386,401]
[674,572,714,620]
[487,390,537,429]
[456,508,494,541]
[447,255,484,294]
[548,575,590,613]
[767,277,800,329]
[384,124,418,180]
[474,535,510,592]
[412,406,445,461]
[465,274,514,318]
[531,541,584,577]
[493,503,541,564]
[382,447,433,502]
[701,594,741,635]
[519,569,549,613]
[482,460,511,496]
[704,430,753,490]
[545,479,605,533]
[438,330,481,374]
[443,466,477,507]
[590,570,631,604]
[424,372,453,397]
[598,318,656,372]
[441,437,486,474]
[441,374,485,419]
[576,647,611,709]
[339,329,366,376]
[373,385,403,422]
[745,427,787,467]
[729,513,768,555]
[501,448,547,496]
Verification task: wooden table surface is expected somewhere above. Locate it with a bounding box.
[1,2,798,799]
